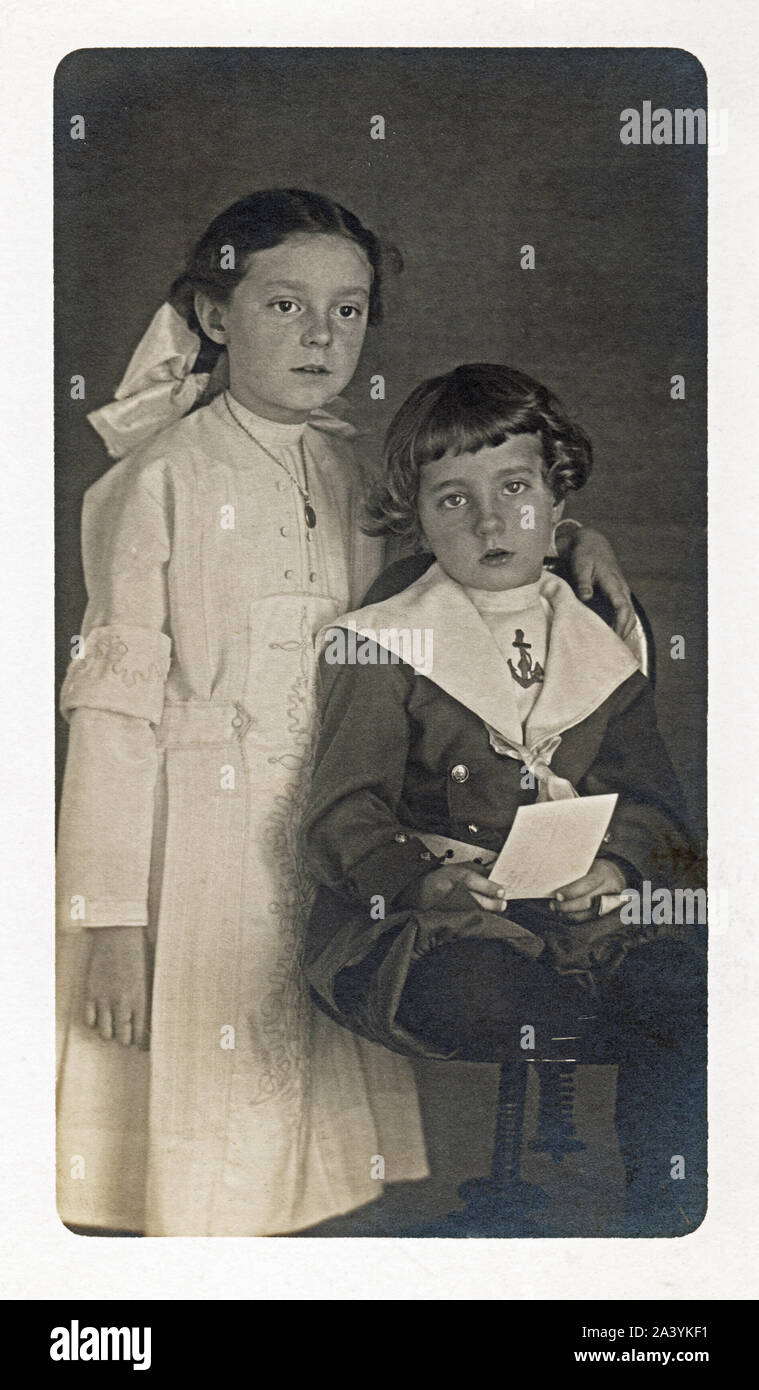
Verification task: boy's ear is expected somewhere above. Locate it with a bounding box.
[194,291,229,345]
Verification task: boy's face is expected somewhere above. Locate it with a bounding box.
[417,434,564,591]
[197,232,371,422]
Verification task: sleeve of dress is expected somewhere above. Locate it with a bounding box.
[56,459,172,931]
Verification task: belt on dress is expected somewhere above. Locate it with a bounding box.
[156,701,254,747]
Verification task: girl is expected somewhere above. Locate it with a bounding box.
[56,189,632,1236]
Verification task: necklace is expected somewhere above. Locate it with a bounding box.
[222,391,317,529]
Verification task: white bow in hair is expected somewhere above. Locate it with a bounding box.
[87,303,212,459]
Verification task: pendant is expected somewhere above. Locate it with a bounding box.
[304,503,317,529]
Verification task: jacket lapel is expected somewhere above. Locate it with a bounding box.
[525,572,639,743]
[328,561,524,744]
[326,562,639,749]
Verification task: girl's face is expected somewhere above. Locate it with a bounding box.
[197,232,372,422]
[417,434,564,591]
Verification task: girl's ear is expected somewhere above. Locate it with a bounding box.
[552,497,566,525]
[194,291,229,345]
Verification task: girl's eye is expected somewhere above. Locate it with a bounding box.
[272,300,300,314]
[335,304,363,319]
[503,480,527,495]
[441,493,467,510]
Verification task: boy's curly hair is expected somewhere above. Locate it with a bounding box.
[364,363,593,545]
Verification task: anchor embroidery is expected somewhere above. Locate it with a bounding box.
[507,628,544,688]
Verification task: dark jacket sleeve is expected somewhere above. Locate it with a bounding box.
[302,648,436,908]
[577,674,701,889]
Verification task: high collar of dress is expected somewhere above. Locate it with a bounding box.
[329,561,640,749]
[221,393,308,447]
[218,392,357,451]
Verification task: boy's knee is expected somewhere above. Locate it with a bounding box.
[396,938,586,1061]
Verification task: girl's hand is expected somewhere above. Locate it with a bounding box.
[397,864,507,913]
[554,524,636,640]
[551,858,627,923]
[84,925,152,1048]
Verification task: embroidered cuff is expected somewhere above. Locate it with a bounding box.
[60,624,171,726]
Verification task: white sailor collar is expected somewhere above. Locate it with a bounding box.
[327,561,640,748]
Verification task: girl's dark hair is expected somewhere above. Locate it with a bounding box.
[364,362,593,543]
[169,188,399,357]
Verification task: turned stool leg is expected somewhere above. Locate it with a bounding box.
[491,1057,529,1186]
[530,1062,587,1162]
[450,1060,550,1233]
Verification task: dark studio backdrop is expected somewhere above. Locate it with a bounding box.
[54,48,706,1212]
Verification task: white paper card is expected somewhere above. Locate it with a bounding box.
[487,793,618,898]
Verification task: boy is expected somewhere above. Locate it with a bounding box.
[302,363,706,1235]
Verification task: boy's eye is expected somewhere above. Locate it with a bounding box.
[272,300,300,314]
[334,304,363,319]
[440,493,467,510]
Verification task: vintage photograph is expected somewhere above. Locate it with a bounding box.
[54,47,707,1239]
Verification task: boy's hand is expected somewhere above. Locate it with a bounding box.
[551,858,627,923]
[397,864,507,913]
[84,925,152,1048]
[555,524,636,640]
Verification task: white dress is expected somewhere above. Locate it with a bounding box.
[56,394,428,1235]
